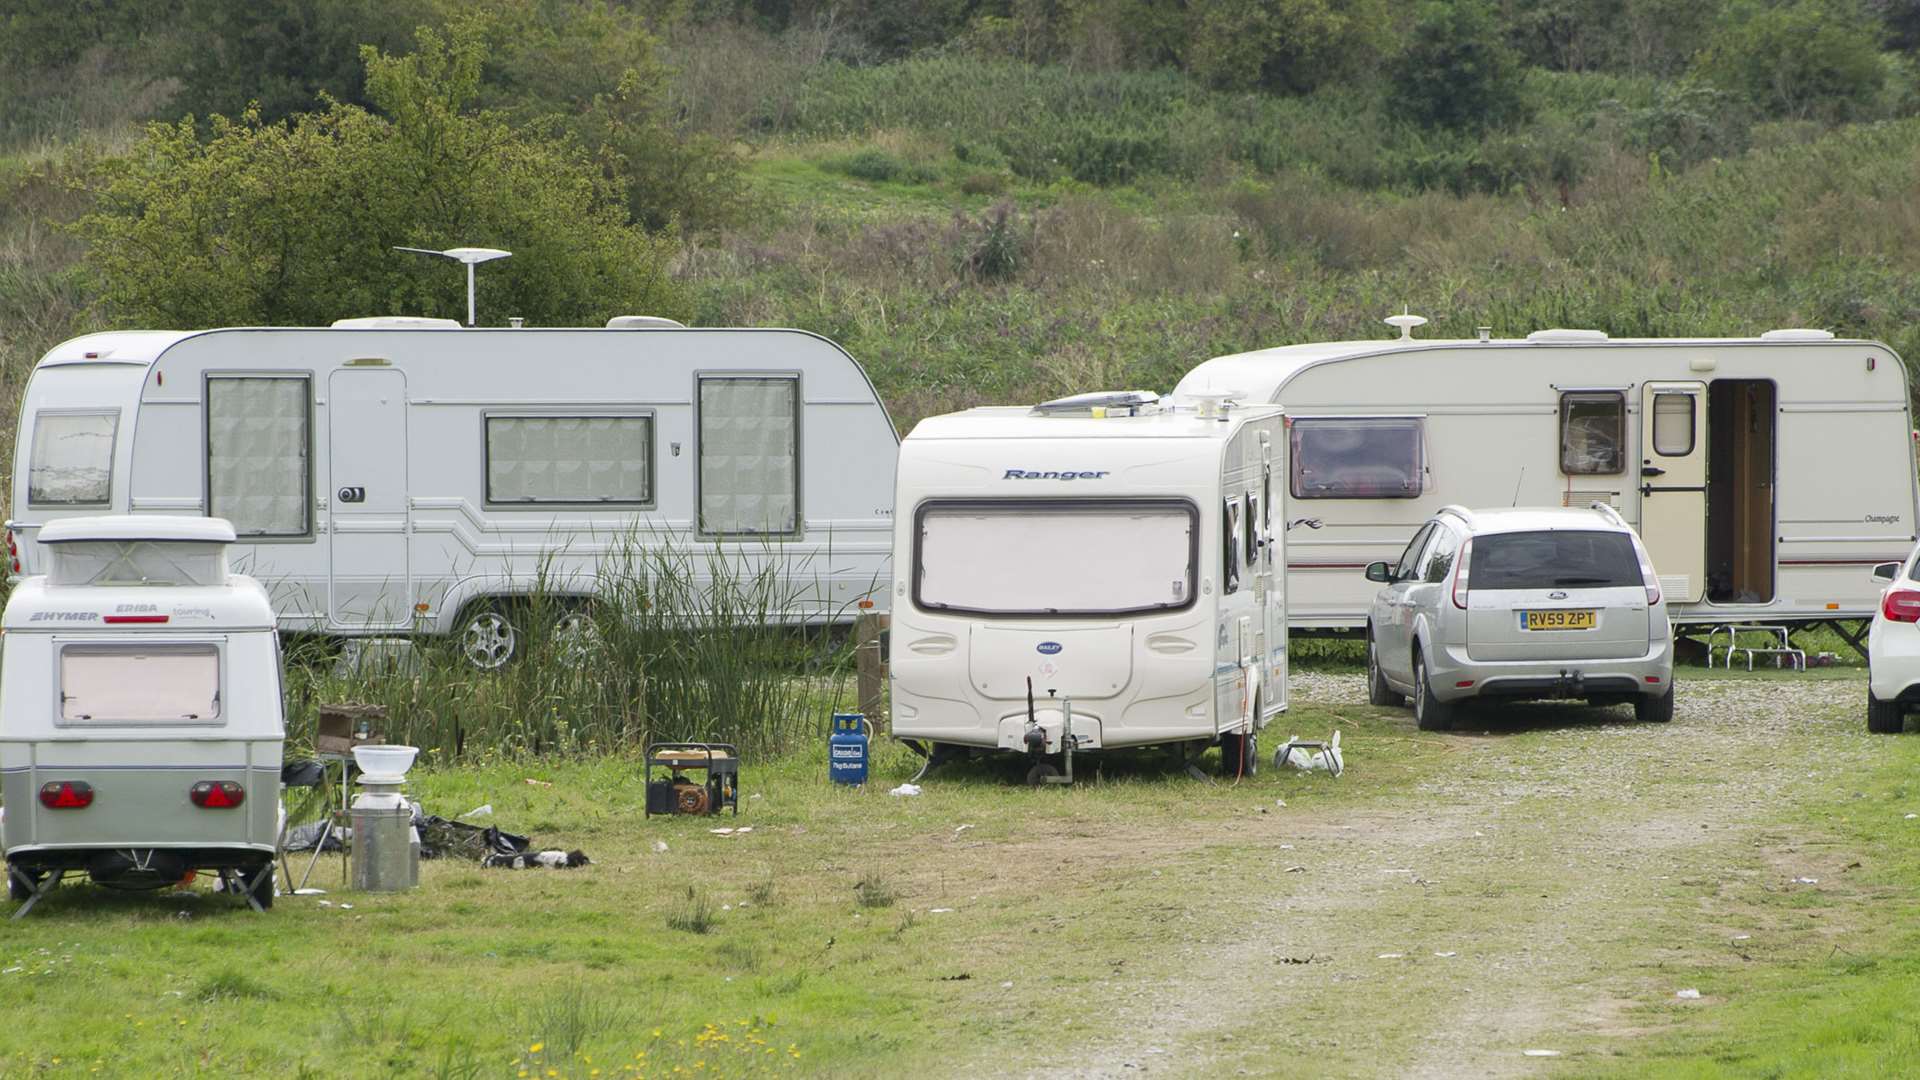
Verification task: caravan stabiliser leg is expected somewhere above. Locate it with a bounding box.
[9,866,66,920]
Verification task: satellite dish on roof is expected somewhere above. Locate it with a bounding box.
[393,246,512,327]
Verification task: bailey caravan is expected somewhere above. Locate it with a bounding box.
[1175,323,1920,638]
[889,392,1288,779]
[9,322,899,666]
[2,517,283,915]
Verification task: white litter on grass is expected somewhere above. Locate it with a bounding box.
[890,784,922,797]
[750,793,763,800]
[737,827,753,834]
[293,888,326,896]
[652,840,669,853]
[930,908,956,914]
[317,900,333,908]
[1000,981,1014,989]
[1732,934,1751,941]
[2,967,22,975]
[1279,844,1294,850]
[1284,865,1307,873]
[339,903,353,910]
[1434,951,1457,958]
[1676,988,1701,999]
[1377,953,1404,959]
[1379,868,1414,874]
[1522,1049,1562,1058]
[1275,799,1286,808]
[1277,730,1343,773]
[1793,877,1819,884]
[710,828,735,835]
[462,804,493,819]
[954,824,975,834]
[1906,813,1917,820]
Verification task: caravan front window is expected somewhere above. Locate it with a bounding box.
[914,499,1197,617]
[28,411,118,507]
[1289,418,1423,499]
[57,643,222,727]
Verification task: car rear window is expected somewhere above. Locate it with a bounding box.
[1470,530,1641,590]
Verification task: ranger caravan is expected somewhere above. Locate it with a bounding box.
[889,392,1288,778]
[2,517,283,915]
[1175,323,1920,636]
[9,321,899,666]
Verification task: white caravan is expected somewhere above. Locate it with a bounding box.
[888,392,1288,779]
[1175,324,1920,639]
[2,517,283,915]
[9,321,899,665]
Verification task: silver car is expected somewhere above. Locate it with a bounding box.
[1363,505,1674,730]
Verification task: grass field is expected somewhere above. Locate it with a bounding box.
[4,664,1918,1078]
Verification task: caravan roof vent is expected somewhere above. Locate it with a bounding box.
[1760,328,1835,341]
[606,315,687,329]
[1030,390,1162,417]
[331,316,462,329]
[1526,328,1609,343]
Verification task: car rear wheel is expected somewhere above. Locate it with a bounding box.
[1412,651,1455,732]
[1867,688,1905,734]
[1634,684,1676,723]
[1367,631,1404,708]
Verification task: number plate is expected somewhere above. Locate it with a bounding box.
[1521,609,1597,631]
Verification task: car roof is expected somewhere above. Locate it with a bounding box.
[1436,506,1634,536]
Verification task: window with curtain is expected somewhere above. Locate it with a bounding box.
[699,376,799,535]
[1289,417,1424,499]
[1559,392,1625,474]
[486,415,653,504]
[1652,393,1696,456]
[207,376,310,537]
[28,411,118,506]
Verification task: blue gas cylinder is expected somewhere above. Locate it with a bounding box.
[829,713,869,785]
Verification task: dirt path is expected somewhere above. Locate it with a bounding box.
[1005,671,1877,1079]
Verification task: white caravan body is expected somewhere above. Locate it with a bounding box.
[9,324,899,648]
[1175,329,1920,631]
[1,517,283,889]
[889,397,1288,755]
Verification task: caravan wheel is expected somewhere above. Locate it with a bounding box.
[461,607,519,670]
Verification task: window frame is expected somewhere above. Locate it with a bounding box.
[1558,390,1627,476]
[52,639,226,729]
[202,371,315,543]
[910,497,1200,618]
[27,408,121,509]
[481,410,658,511]
[1422,524,1462,584]
[1288,415,1426,501]
[695,371,804,540]
[1223,496,1243,596]
[1394,523,1436,582]
[1651,392,1697,457]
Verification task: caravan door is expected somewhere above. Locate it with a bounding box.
[327,368,412,629]
[1639,382,1707,603]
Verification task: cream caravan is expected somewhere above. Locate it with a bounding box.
[8,321,898,666]
[1175,323,1920,638]
[889,393,1288,779]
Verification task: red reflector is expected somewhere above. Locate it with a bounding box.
[190,780,245,809]
[1882,589,1920,624]
[1646,675,1663,683]
[39,780,94,809]
[1455,680,1475,688]
[103,614,169,624]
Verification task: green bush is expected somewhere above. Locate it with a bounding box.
[1390,0,1532,131]
[1694,0,1887,120]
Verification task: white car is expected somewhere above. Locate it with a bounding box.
[1867,549,1920,733]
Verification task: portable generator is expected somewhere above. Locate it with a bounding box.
[643,743,740,817]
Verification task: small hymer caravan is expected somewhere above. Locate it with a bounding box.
[889,392,1288,780]
[1175,320,1920,639]
[9,321,899,666]
[2,517,284,915]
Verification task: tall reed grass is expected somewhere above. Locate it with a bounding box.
[282,535,861,762]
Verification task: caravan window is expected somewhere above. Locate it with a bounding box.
[1652,393,1695,456]
[1289,418,1423,499]
[1560,392,1625,474]
[698,376,799,536]
[57,643,222,727]
[206,376,310,537]
[1223,498,1243,595]
[28,411,118,507]
[914,499,1197,617]
[486,415,653,505]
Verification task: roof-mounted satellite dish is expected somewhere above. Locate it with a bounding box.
[393,246,512,327]
[1384,308,1428,341]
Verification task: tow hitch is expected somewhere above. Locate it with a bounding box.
[1022,678,1078,787]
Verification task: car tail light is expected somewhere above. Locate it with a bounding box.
[39,780,94,809]
[7,529,17,575]
[189,781,245,809]
[1882,588,1920,624]
[1631,538,1662,605]
[1451,538,1472,609]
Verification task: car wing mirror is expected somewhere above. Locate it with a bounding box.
[1872,561,1901,583]
[1364,560,1394,583]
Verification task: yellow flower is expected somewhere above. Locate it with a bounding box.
[530,1043,545,1054]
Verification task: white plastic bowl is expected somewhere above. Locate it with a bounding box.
[352,744,419,779]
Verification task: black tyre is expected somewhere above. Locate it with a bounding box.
[1868,688,1905,734]
[1367,630,1405,707]
[1635,684,1676,723]
[1219,730,1259,777]
[245,864,275,910]
[1025,762,1060,786]
[1412,651,1456,732]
